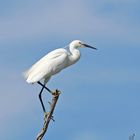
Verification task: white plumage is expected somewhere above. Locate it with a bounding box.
[24,40,97,112]
[24,40,96,84]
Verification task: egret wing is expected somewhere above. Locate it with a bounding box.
[25,48,68,83]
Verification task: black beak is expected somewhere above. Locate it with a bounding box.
[82,43,97,50]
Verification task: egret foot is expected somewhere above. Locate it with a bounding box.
[51,89,61,96]
[44,112,49,117]
[50,115,55,122]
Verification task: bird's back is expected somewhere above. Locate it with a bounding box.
[24,48,69,84]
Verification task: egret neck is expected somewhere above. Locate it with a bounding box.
[68,44,81,66]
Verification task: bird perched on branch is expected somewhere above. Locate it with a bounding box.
[24,40,97,112]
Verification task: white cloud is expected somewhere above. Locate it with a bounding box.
[0,0,139,44]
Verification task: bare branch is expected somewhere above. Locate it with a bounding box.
[36,90,61,140]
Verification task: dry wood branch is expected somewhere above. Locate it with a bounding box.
[36,90,61,140]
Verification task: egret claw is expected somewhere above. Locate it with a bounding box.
[51,89,61,96]
[56,89,61,94]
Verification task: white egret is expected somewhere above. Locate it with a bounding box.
[24,40,97,112]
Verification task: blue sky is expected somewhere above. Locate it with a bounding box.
[0,0,140,140]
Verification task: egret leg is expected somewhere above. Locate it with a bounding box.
[39,86,46,113]
[37,81,52,94]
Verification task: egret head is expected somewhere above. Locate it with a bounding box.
[70,40,97,50]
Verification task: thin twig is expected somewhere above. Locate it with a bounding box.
[36,90,61,140]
